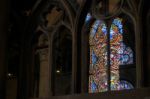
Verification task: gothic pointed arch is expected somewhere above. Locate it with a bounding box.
[28,0,76,96]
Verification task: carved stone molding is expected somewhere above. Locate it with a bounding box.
[91,0,124,20]
[38,48,49,62]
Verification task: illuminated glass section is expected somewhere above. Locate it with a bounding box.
[119,80,134,90]
[110,18,134,90]
[89,20,108,93]
[110,18,123,90]
[88,15,134,92]
[85,13,92,23]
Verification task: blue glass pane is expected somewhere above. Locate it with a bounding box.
[119,80,134,90]
[90,20,100,37]
[110,18,123,40]
[120,44,134,65]
[85,13,92,22]
[101,24,107,35]
[120,54,129,64]
[91,81,97,92]
[92,51,98,65]
[112,18,123,34]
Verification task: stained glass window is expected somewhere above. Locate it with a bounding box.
[89,20,107,93]
[88,15,134,93]
[89,20,108,93]
[110,18,134,90]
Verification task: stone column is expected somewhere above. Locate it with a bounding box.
[136,17,143,88]
[38,48,50,98]
[0,0,9,98]
[147,12,150,87]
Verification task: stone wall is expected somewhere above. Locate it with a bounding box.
[30,88,150,99]
[6,79,17,99]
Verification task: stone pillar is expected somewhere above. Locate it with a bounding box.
[136,17,143,88]
[147,12,150,87]
[38,48,50,98]
[0,0,9,98]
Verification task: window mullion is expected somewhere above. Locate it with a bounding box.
[107,22,111,91]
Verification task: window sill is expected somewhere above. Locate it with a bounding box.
[30,88,150,99]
